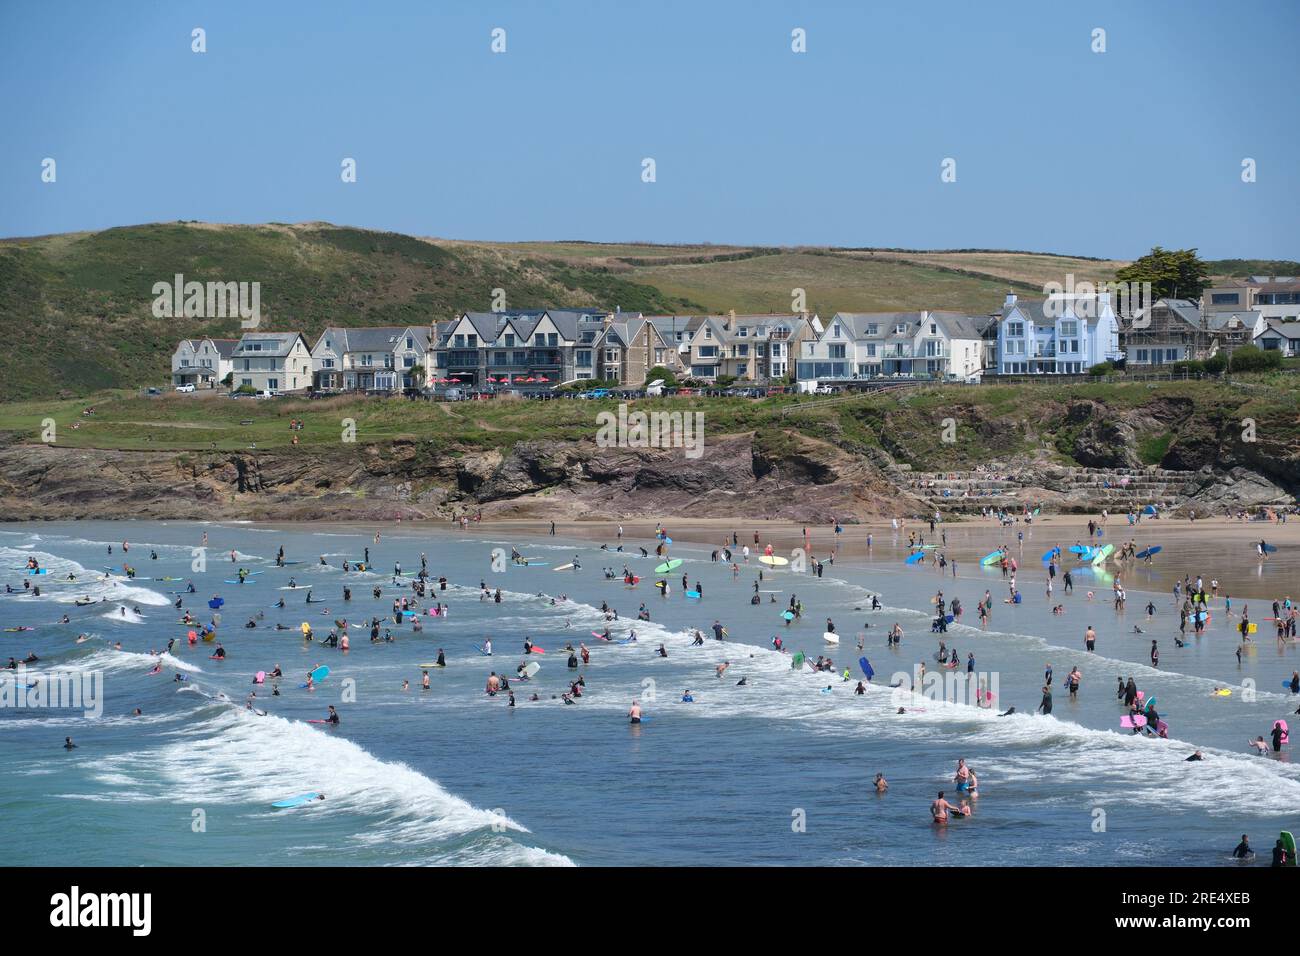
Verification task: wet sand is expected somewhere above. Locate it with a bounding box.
[470,515,1299,603]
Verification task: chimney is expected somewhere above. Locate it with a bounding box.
[1004,292,1017,307]
[726,309,735,332]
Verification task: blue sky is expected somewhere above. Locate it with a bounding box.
[1,0,1296,258]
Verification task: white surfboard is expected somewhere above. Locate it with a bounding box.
[823,631,840,644]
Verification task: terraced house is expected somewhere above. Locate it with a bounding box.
[431,308,609,388]
[681,311,819,383]
[994,292,1122,375]
[310,326,429,392]
[573,311,685,383]
[170,336,237,388]
[797,310,984,383]
[230,331,312,394]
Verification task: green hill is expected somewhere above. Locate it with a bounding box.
[0,222,697,400]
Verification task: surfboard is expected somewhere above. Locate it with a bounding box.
[1135,545,1162,559]
[759,555,789,567]
[654,559,683,573]
[272,793,321,808]
[859,656,874,679]
[1247,622,1257,634]
[553,564,575,571]
[1041,548,1059,562]
[1091,543,1114,566]
[1068,545,1091,555]
[528,645,546,654]
[945,614,955,623]
[905,551,926,565]
[791,651,805,670]
[309,665,330,682]
[979,550,1002,566]
[686,590,701,598]
[523,661,540,679]
[1283,681,1299,691]
[781,611,794,621]
[1213,689,1232,697]
[1282,831,1297,866]
[255,670,266,683]
[823,631,839,644]
[1120,715,1147,728]
[1257,544,1278,553]
[417,662,442,668]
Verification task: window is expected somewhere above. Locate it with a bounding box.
[268,379,278,390]
[698,346,718,358]
[504,334,515,347]
[1211,293,1240,305]
[547,333,558,347]
[577,350,592,367]
[829,344,846,359]
[833,323,842,337]
[865,324,878,336]
[1060,321,1078,337]
[1007,322,1024,337]
[866,343,877,357]
[406,337,414,349]
[736,344,749,357]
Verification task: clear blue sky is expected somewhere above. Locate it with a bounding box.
[1,0,1296,259]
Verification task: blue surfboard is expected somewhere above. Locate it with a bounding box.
[272,792,321,809]
[859,656,874,679]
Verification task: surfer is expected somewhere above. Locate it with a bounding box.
[63,737,77,750]
[628,700,642,724]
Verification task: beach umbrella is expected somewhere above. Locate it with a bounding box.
[536,375,549,382]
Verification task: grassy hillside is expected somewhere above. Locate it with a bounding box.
[8,220,1275,401]
[0,223,698,400]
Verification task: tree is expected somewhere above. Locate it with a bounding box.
[644,365,678,387]
[1115,247,1211,302]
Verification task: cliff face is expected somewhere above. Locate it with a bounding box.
[0,431,921,523]
[0,393,1294,522]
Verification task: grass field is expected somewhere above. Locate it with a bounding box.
[5,376,1296,475]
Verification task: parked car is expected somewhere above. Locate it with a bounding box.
[146,387,162,396]
[255,389,276,400]
[441,387,466,401]
[175,383,195,393]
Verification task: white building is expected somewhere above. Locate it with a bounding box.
[995,292,1122,375]
[312,326,429,392]
[171,337,237,388]
[230,332,312,394]
[796,311,985,384]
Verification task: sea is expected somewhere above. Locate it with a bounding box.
[2,520,1297,866]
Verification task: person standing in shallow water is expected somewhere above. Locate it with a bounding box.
[1038,684,1052,716]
